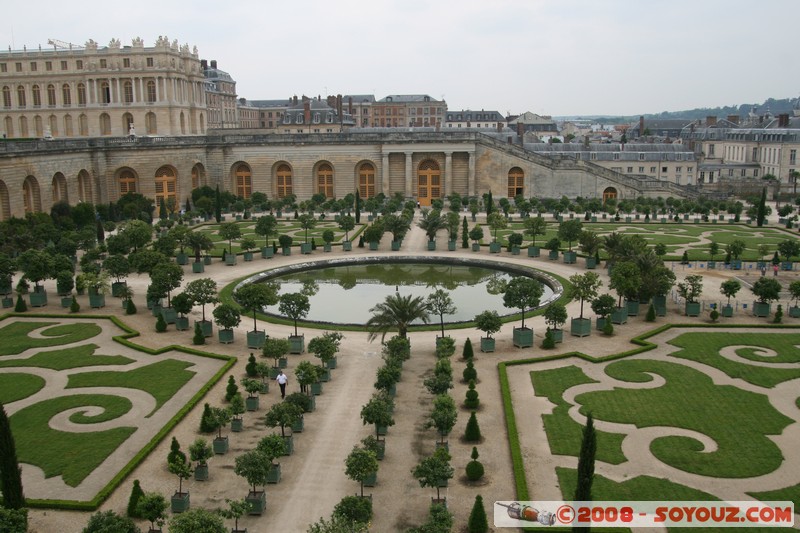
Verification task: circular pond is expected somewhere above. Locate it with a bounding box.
[237,256,562,327]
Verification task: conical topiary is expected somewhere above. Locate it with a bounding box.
[467,494,488,533]
[541,329,556,349]
[465,446,484,481]
[125,298,137,315]
[155,313,167,332]
[167,437,186,465]
[464,379,479,409]
[199,403,215,433]
[126,479,145,518]
[462,360,477,383]
[14,295,26,313]
[225,375,238,402]
[193,322,205,345]
[70,296,80,314]
[602,319,614,336]
[462,338,474,360]
[464,411,482,442]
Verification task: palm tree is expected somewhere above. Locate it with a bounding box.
[366,293,430,342]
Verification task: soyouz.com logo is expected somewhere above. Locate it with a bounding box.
[494,501,794,528]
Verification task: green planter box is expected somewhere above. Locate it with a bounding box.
[472,243,481,252]
[789,306,800,318]
[323,243,332,252]
[89,293,105,309]
[267,463,281,484]
[722,304,734,318]
[243,252,254,261]
[731,259,742,270]
[246,491,266,515]
[369,242,379,251]
[170,492,190,514]
[363,471,377,487]
[625,300,640,316]
[231,417,243,432]
[550,328,563,344]
[259,381,269,394]
[282,247,292,256]
[111,281,127,297]
[318,368,330,382]
[192,261,204,273]
[269,367,281,378]
[247,330,266,349]
[246,396,259,411]
[512,327,534,348]
[548,250,559,260]
[291,414,304,433]
[61,296,73,308]
[527,246,540,257]
[596,317,607,331]
[653,295,667,317]
[151,303,162,317]
[585,257,597,269]
[591,216,597,222]
[611,307,628,324]
[161,307,177,324]
[480,337,495,353]
[375,440,386,460]
[311,382,323,396]
[175,316,190,331]
[1,297,12,308]
[343,241,352,251]
[197,320,213,338]
[283,436,294,456]
[570,317,592,337]
[448,241,457,251]
[289,335,304,354]
[782,261,793,271]
[489,242,502,253]
[563,251,577,264]
[427,241,436,251]
[753,302,771,317]
[225,254,237,266]
[376,424,388,436]
[204,256,212,265]
[176,253,189,265]
[511,245,520,255]
[326,356,337,369]
[390,240,401,251]
[684,302,701,317]
[30,290,48,307]
[261,246,274,259]
[218,329,235,344]
[194,464,208,481]
[707,261,716,269]
[301,243,312,254]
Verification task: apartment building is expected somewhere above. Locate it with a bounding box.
[445,109,504,130]
[202,59,237,129]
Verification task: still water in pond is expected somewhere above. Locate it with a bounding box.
[262,262,555,325]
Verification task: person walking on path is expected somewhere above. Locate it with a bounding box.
[276,370,288,399]
[774,264,779,277]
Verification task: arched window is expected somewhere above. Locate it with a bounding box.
[508,167,524,198]
[122,113,133,134]
[100,113,111,135]
[49,115,58,137]
[4,116,14,136]
[603,187,618,203]
[32,85,41,107]
[119,169,137,195]
[146,80,156,103]
[77,83,87,106]
[123,81,133,104]
[317,163,333,198]
[100,81,110,104]
[234,164,252,199]
[79,114,88,136]
[191,164,205,190]
[52,173,68,204]
[417,160,441,206]
[358,162,375,198]
[64,114,73,137]
[23,175,41,213]
[276,164,292,198]
[0,180,10,221]
[33,116,43,137]
[47,84,55,106]
[1,86,10,108]
[78,170,93,203]
[180,112,185,134]
[62,84,72,106]
[145,112,157,134]
[155,166,177,211]
[17,86,26,108]
[19,116,28,137]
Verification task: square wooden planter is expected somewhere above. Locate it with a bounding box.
[512,327,534,348]
[562,251,577,264]
[266,463,281,484]
[722,304,735,318]
[289,335,305,354]
[213,436,229,455]
[489,242,502,253]
[192,261,204,273]
[480,337,495,353]
[570,318,592,337]
[247,330,266,349]
[261,246,274,259]
[170,492,190,513]
[218,329,235,344]
[246,491,266,515]
[527,246,540,257]
[753,302,771,317]
[611,307,628,324]
[684,302,701,317]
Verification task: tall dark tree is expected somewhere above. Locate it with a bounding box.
[355,190,362,224]
[461,216,469,248]
[214,185,222,223]
[0,402,25,509]
[757,187,767,227]
[573,413,596,533]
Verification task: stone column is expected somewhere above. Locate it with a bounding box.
[468,152,476,197]
[405,152,414,198]
[444,151,453,196]
[382,153,390,195]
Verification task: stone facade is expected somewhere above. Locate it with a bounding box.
[0,131,688,220]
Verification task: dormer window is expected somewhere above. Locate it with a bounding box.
[283,114,291,124]
[296,114,303,124]
[313,113,320,124]
[326,113,333,123]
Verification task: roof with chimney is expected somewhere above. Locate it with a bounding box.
[280,97,355,125]
[446,110,504,122]
[377,94,443,104]
[343,94,376,104]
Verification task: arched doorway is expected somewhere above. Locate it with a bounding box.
[603,187,618,203]
[417,159,441,207]
[191,164,206,191]
[317,163,333,198]
[78,170,93,203]
[155,166,178,212]
[23,176,41,214]
[0,180,10,221]
[508,167,524,198]
[52,173,68,205]
[358,162,375,198]
[118,169,138,196]
[234,164,252,199]
[276,164,293,199]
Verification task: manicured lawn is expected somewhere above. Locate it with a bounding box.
[749,482,800,509]
[10,394,136,487]
[530,365,626,464]
[67,359,196,414]
[668,332,800,387]
[0,372,45,403]
[0,322,102,355]
[0,344,134,370]
[576,359,792,478]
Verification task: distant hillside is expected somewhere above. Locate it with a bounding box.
[644,97,797,121]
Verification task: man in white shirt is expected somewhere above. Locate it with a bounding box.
[276,370,288,399]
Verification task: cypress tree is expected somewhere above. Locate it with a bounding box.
[486,191,493,216]
[0,402,25,509]
[355,190,361,224]
[70,296,80,314]
[757,187,767,227]
[214,185,222,223]
[159,198,167,221]
[467,494,488,533]
[167,436,186,465]
[464,411,482,442]
[542,329,556,349]
[574,413,597,527]
[462,338,474,361]
[126,479,144,518]
[96,219,105,243]
[461,216,469,248]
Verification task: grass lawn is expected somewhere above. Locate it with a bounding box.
[576,359,792,478]
[0,322,102,355]
[10,394,136,487]
[668,332,800,387]
[748,482,800,509]
[530,365,626,464]
[67,359,195,414]
[0,344,134,370]
[0,372,45,403]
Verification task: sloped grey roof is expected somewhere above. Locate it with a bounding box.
[377,94,442,103]
[248,99,292,108]
[343,94,376,103]
[446,110,504,121]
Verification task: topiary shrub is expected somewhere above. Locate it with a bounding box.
[602,319,614,336]
[225,375,238,402]
[774,304,783,324]
[464,379,479,409]
[193,322,205,345]
[333,494,373,524]
[710,309,720,323]
[645,303,656,322]
[467,494,488,533]
[245,353,258,377]
[70,296,80,314]
[541,329,555,349]
[465,447,484,481]
[462,338,474,361]
[464,411,482,442]
[462,360,477,383]
[126,479,144,518]
[155,313,167,332]
[199,403,216,433]
[14,295,26,313]
[681,251,689,264]
[125,298,137,315]
[167,437,186,465]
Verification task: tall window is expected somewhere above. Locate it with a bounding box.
[123,81,133,104]
[2,86,10,108]
[77,83,86,106]
[78,170,93,203]
[47,84,55,106]
[119,170,137,195]
[23,176,41,213]
[17,86,26,108]
[64,115,73,136]
[191,164,204,190]
[100,81,110,104]
[358,163,375,198]
[276,164,292,198]
[79,114,88,136]
[34,116,43,137]
[19,116,28,137]
[3,117,12,136]
[122,113,134,134]
[62,84,71,106]
[49,115,58,136]
[0,181,10,221]
[146,80,156,103]
[145,112,157,134]
[507,167,524,197]
[234,164,252,199]
[100,113,111,135]
[317,163,333,198]
[52,173,67,204]
[155,166,177,210]
[32,85,41,107]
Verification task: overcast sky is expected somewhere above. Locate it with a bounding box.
[2,0,798,117]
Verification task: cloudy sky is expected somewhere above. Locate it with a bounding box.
[2,0,798,117]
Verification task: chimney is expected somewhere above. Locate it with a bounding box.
[348,97,353,114]
[639,116,644,136]
[706,116,717,126]
[293,95,298,105]
[727,115,740,125]
[779,113,789,127]
[497,122,503,133]
[516,122,524,138]
[200,59,208,70]
[337,94,343,122]
[304,100,311,124]
[210,60,217,69]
